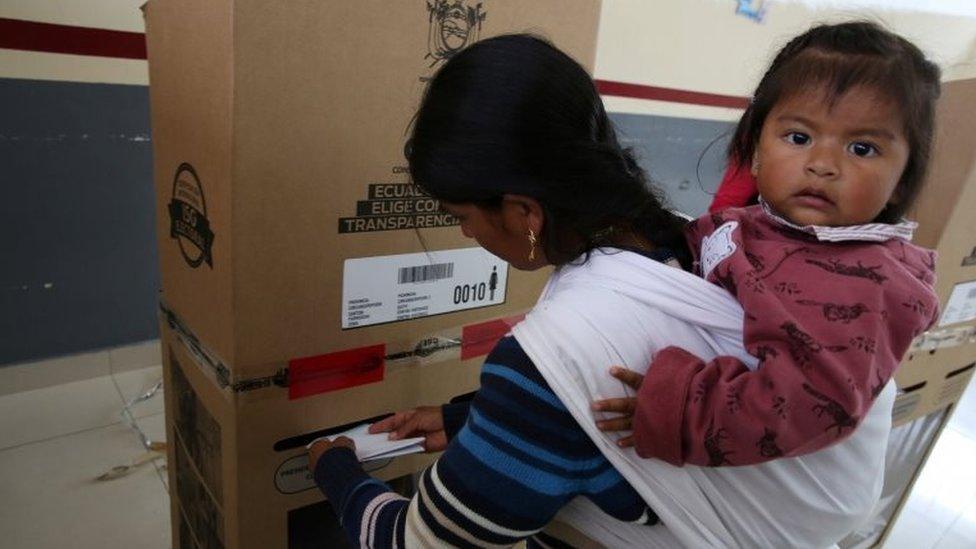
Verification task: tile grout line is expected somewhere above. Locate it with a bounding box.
[0,418,127,453]
[0,408,166,455]
[0,361,149,454]
[1,348,161,401]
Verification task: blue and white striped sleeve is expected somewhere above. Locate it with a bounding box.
[314,336,654,547]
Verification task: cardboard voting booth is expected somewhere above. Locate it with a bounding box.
[143,1,601,547]
[891,78,976,427]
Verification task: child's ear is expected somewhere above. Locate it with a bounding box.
[750,151,761,176]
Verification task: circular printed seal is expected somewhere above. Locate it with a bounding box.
[168,163,215,268]
[273,454,393,495]
[425,0,486,67]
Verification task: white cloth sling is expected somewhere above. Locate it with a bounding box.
[512,249,893,548]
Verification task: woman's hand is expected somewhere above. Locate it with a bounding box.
[591,366,645,448]
[369,406,447,452]
[307,436,356,473]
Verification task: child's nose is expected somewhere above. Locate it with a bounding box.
[805,146,839,178]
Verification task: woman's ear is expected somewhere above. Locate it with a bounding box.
[501,194,544,235]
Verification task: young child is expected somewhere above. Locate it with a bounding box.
[594,21,942,466]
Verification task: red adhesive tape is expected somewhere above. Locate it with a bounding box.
[461,314,526,360]
[288,344,385,400]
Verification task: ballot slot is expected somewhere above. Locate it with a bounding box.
[273,391,478,452]
[945,362,976,379]
[273,412,393,452]
[937,362,976,405]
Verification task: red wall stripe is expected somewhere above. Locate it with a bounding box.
[596,79,749,109]
[0,17,147,60]
[0,17,749,109]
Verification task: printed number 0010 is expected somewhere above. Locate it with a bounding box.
[453,283,486,305]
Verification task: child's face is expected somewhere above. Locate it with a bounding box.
[754,86,910,227]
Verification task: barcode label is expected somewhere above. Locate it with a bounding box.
[343,248,508,329]
[398,262,454,284]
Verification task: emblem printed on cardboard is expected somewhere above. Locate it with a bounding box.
[700,221,739,280]
[168,163,215,268]
[342,247,508,328]
[425,1,486,67]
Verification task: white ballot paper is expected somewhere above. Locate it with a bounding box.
[305,423,425,462]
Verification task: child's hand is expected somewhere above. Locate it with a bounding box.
[592,366,644,448]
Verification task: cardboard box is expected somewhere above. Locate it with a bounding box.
[162,312,472,548]
[892,77,976,426]
[145,0,599,386]
[144,1,601,547]
[855,78,976,547]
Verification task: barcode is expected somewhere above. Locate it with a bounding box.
[398,262,454,284]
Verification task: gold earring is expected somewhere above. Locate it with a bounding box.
[527,229,537,262]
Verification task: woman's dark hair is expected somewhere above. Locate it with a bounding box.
[407,34,691,268]
[729,21,941,223]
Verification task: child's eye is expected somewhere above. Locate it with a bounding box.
[848,142,879,157]
[784,132,810,146]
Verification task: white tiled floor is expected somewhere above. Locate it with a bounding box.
[0,363,170,549]
[884,378,976,548]
[0,354,974,548]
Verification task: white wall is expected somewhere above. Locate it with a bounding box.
[0,0,973,113]
[596,0,976,120]
[0,0,148,84]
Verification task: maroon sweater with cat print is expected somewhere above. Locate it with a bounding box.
[632,203,939,466]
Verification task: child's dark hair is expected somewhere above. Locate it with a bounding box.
[729,21,941,223]
[407,34,691,269]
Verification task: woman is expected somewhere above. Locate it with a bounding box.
[308,34,894,548]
